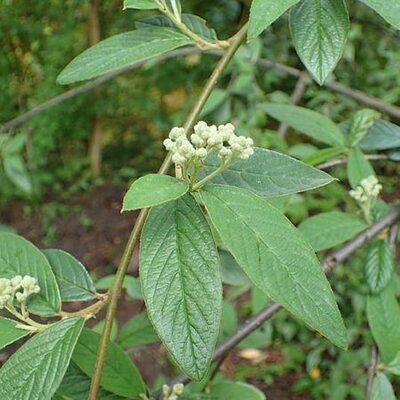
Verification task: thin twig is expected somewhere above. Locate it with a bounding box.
[364,344,378,400]
[278,73,309,138]
[317,154,388,170]
[3,49,400,134]
[164,207,400,391]
[88,23,249,400]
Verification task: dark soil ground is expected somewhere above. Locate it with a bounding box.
[0,184,312,399]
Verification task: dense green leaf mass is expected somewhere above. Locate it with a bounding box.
[0,318,84,400]
[0,233,61,316]
[298,211,367,251]
[263,104,345,146]
[290,0,349,84]
[248,0,300,41]
[367,283,400,363]
[200,185,347,349]
[43,249,97,302]
[347,147,375,188]
[72,329,146,398]
[199,147,334,197]
[140,194,222,380]
[0,317,30,351]
[361,0,400,30]
[365,240,393,294]
[57,28,194,84]
[123,174,189,211]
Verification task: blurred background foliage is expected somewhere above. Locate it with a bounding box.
[1,0,399,203]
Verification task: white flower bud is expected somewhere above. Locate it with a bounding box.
[207,133,223,147]
[11,275,23,288]
[0,294,11,309]
[172,383,184,395]
[172,153,186,164]
[239,147,254,159]
[218,147,232,158]
[0,278,12,296]
[15,291,28,303]
[163,139,176,152]
[162,384,170,397]
[195,148,207,159]
[190,134,204,147]
[218,123,235,141]
[169,127,185,140]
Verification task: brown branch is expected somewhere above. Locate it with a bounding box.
[278,73,309,138]
[3,49,400,134]
[364,344,378,400]
[164,207,400,391]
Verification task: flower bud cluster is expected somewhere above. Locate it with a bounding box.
[163,121,254,167]
[162,383,184,400]
[349,175,382,204]
[0,275,40,309]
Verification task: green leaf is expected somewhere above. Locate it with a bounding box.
[72,329,146,399]
[0,318,84,400]
[290,0,349,84]
[371,373,396,400]
[365,240,393,294]
[347,147,375,188]
[0,317,30,351]
[3,155,32,193]
[367,283,400,363]
[2,134,25,156]
[298,211,367,252]
[219,249,251,287]
[199,147,334,197]
[137,14,218,41]
[386,352,400,376]
[263,104,344,146]
[0,233,61,316]
[360,0,400,30]
[248,0,300,41]
[57,362,124,400]
[200,88,228,117]
[211,381,265,400]
[303,146,345,166]
[57,28,193,85]
[360,120,400,150]
[200,185,347,349]
[95,275,143,299]
[348,109,381,147]
[140,193,222,380]
[123,0,157,10]
[43,249,97,302]
[118,312,159,349]
[122,174,189,211]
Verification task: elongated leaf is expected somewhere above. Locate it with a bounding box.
[0,317,30,351]
[136,14,218,41]
[3,155,32,193]
[298,211,367,252]
[2,134,25,155]
[93,320,118,342]
[57,362,124,400]
[140,193,222,380]
[360,120,400,150]
[211,381,265,400]
[199,147,334,197]
[248,0,300,41]
[0,318,84,400]
[43,249,96,302]
[118,312,159,349]
[57,28,193,84]
[0,233,61,316]
[263,104,344,146]
[303,146,345,166]
[371,373,396,400]
[200,88,228,117]
[386,352,400,375]
[72,329,146,399]
[348,109,380,147]
[123,0,157,9]
[122,174,188,211]
[347,147,375,188]
[367,283,400,363]
[360,0,400,30]
[290,0,349,84]
[200,185,347,349]
[96,275,142,299]
[365,240,393,294]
